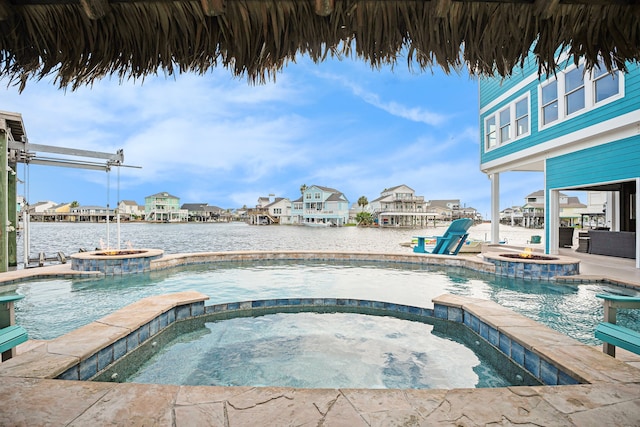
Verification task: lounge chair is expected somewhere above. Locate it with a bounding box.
[413,218,474,255]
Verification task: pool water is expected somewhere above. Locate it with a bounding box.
[5,260,640,345]
[124,312,515,389]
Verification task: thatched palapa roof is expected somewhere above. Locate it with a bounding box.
[1,0,639,91]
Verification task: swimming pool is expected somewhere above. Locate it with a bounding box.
[4,260,639,345]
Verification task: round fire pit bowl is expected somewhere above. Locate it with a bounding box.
[482,252,579,280]
[498,253,559,261]
[70,248,164,275]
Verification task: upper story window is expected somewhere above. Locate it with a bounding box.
[484,94,530,152]
[538,60,622,130]
[515,98,529,136]
[485,116,497,149]
[305,193,311,199]
[541,81,558,125]
[499,108,511,143]
[593,66,621,102]
[565,65,585,115]
[314,192,321,199]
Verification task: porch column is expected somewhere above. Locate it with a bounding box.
[490,173,500,244]
[548,189,560,255]
[8,159,16,267]
[608,191,620,231]
[635,178,640,268]
[0,119,7,272]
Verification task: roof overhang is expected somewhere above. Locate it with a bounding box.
[1,0,639,91]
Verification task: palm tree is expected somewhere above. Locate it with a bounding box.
[70,201,79,208]
[300,184,307,195]
[357,196,368,211]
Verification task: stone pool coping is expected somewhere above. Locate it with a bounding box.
[150,250,497,274]
[2,292,637,385]
[1,289,640,425]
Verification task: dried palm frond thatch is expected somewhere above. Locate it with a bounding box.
[0,0,638,91]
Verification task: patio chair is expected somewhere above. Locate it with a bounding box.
[413,218,474,255]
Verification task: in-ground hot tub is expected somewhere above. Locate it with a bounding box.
[70,248,164,275]
[482,251,579,280]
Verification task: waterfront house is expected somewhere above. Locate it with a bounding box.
[29,202,71,222]
[266,197,292,224]
[247,195,289,225]
[500,206,524,227]
[145,192,188,222]
[118,200,144,220]
[205,205,230,222]
[426,200,479,223]
[369,185,434,228]
[479,53,639,267]
[181,203,209,222]
[27,201,56,217]
[522,190,587,228]
[300,185,349,226]
[290,197,304,225]
[69,205,113,223]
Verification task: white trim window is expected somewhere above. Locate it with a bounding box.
[541,80,558,125]
[484,94,530,151]
[565,64,585,116]
[538,61,623,130]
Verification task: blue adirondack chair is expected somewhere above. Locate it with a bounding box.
[413,218,474,255]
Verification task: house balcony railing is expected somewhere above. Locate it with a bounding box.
[304,209,335,215]
[388,196,425,202]
[375,208,427,214]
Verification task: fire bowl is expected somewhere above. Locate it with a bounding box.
[94,249,148,257]
[498,253,559,261]
[70,248,164,275]
[482,252,579,280]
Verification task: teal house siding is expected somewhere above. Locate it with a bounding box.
[478,57,539,109]
[480,61,640,166]
[546,136,640,189]
[479,50,639,263]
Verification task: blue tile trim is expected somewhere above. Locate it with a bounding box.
[97,345,114,371]
[511,341,525,366]
[113,337,127,360]
[434,304,448,319]
[126,331,139,352]
[79,353,98,380]
[52,297,583,388]
[498,332,511,355]
[59,365,79,381]
[524,349,541,378]
[176,305,191,320]
[192,301,205,316]
[447,307,463,322]
[139,323,150,343]
[488,326,499,347]
[540,358,559,385]
[558,370,580,385]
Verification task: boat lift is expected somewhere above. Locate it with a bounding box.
[1,111,140,272]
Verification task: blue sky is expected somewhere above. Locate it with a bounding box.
[2,55,545,218]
